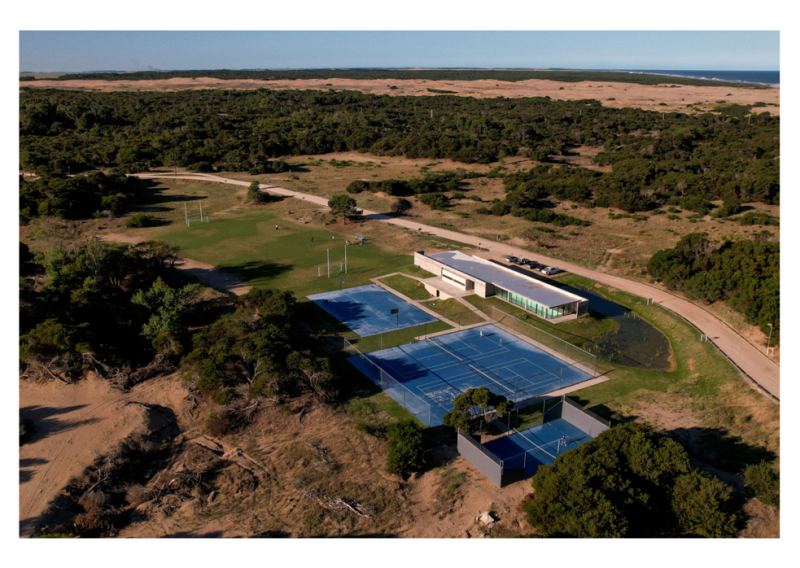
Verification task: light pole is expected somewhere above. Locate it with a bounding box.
[766,323,773,355]
[589,248,592,268]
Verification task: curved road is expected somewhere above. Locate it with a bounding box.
[134,172,780,400]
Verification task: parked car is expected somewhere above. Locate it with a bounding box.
[505,255,518,263]
[519,258,530,265]
[526,260,541,268]
[514,257,527,265]
[540,266,559,276]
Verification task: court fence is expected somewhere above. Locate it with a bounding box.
[343,337,436,427]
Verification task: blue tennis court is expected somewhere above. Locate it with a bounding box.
[484,418,592,476]
[348,324,593,426]
[308,284,438,337]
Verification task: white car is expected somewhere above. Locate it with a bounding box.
[540,266,559,276]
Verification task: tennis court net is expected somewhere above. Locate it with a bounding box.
[512,429,559,461]
[426,337,465,365]
[467,364,516,400]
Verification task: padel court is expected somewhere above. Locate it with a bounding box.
[457,397,611,487]
[349,324,593,426]
[484,418,590,475]
[308,284,437,337]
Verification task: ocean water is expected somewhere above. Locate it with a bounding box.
[627,70,779,86]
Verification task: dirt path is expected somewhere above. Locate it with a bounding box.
[131,173,780,401]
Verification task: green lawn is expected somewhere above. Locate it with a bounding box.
[465,295,620,346]
[379,274,432,300]
[420,298,486,326]
[151,209,420,297]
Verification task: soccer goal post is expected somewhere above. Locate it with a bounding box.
[317,261,345,277]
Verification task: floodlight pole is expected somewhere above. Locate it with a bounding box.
[185,202,188,226]
[766,323,773,355]
[345,243,347,274]
[199,200,203,223]
[327,249,330,278]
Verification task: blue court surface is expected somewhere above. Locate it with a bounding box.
[483,418,592,476]
[307,284,438,337]
[348,324,592,426]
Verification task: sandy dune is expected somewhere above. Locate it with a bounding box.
[22,77,780,115]
[19,375,148,536]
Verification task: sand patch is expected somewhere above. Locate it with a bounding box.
[22,77,780,115]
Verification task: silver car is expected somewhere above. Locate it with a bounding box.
[541,266,559,276]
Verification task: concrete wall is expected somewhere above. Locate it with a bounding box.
[561,398,611,438]
[457,430,526,488]
[414,251,442,277]
[457,431,504,488]
[422,283,452,300]
[474,280,488,298]
[543,398,611,439]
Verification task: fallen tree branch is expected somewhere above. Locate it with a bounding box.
[189,435,269,479]
[304,489,374,518]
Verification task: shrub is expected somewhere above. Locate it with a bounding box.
[475,206,490,215]
[671,470,741,537]
[385,419,427,475]
[125,213,154,228]
[418,192,449,210]
[744,462,780,507]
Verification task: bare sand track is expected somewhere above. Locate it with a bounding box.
[130,172,780,401]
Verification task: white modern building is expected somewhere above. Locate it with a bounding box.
[414,250,589,322]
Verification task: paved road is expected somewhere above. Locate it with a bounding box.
[134,172,780,400]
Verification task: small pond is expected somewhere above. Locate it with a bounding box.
[563,285,673,371]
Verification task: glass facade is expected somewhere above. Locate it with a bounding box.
[492,286,577,320]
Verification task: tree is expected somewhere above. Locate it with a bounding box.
[390,198,412,215]
[442,387,513,433]
[523,423,742,538]
[385,419,427,475]
[130,277,191,342]
[247,181,268,204]
[327,193,360,225]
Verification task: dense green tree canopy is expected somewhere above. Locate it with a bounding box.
[524,423,742,537]
[647,232,779,342]
[20,89,778,214]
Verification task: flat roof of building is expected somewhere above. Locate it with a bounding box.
[427,251,586,308]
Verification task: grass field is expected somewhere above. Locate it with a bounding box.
[419,298,486,327]
[378,274,433,300]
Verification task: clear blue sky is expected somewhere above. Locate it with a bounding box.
[19,31,779,72]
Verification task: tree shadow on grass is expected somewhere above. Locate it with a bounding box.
[219,261,293,285]
[668,426,777,474]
